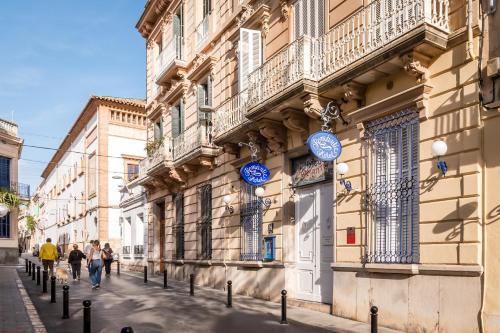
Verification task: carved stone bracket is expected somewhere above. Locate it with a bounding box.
[280,0,290,20]
[302,94,325,119]
[223,143,240,156]
[261,13,270,39]
[281,109,308,133]
[400,51,431,83]
[259,120,286,154]
[168,167,188,185]
[343,82,366,107]
[199,157,215,169]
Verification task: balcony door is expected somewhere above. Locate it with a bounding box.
[293,0,325,40]
[296,182,333,304]
[238,28,262,93]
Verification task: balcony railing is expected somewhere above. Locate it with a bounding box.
[196,16,209,49]
[133,245,144,255]
[246,0,449,110]
[213,91,248,139]
[247,37,315,109]
[172,124,213,161]
[0,119,18,137]
[155,35,184,82]
[315,0,449,79]
[138,139,173,176]
[0,182,30,199]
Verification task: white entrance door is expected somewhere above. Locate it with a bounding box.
[296,183,334,303]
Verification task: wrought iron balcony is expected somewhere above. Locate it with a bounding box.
[0,118,18,137]
[172,123,216,163]
[213,91,250,141]
[138,139,173,177]
[246,0,450,114]
[196,16,209,49]
[155,35,185,85]
[0,182,30,199]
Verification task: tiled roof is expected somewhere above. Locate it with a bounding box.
[91,96,146,108]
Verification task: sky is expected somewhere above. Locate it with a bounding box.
[0,1,146,193]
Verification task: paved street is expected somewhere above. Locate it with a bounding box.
[17,255,401,333]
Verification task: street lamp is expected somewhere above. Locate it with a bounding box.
[223,194,234,214]
[336,162,352,192]
[431,140,448,176]
[254,187,271,208]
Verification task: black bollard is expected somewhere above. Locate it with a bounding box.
[83,300,91,333]
[189,274,194,296]
[37,266,41,285]
[370,306,378,333]
[50,276,56,303]
[144,266,147,284]
[42,270,48,293]
[32,263,36,281]
[163,269,167,289]
[121,327,133,333]
[117,260,120,275]
[226,280,232,308]
[280,290,288,324]
[62,285,69,319]
[25,258,28,272]
[28,260,32,275]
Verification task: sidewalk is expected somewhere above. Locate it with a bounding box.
[0,261,46,333]
[19,254,403,333]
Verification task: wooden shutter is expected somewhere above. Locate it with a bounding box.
[179,99,185,134]
[197,84,205,123]
[207,76,212,106]
[171,104,180,138]
[239,28,262,92]
[0,157,10,189]
[294,0,304,40]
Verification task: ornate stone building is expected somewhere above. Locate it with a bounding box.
[136,0,500,332]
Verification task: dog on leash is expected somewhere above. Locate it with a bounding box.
[55,266,69,284]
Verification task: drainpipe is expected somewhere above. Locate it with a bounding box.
[467,0,477,59]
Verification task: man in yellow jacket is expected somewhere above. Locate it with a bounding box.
[39,238,58,276]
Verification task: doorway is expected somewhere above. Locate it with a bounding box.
[295,182,334,304]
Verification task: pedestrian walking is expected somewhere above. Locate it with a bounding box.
[56,244,63,264]
[68,244,86,281]
[102,243,114,276]
[38,238,58,276]
[84,240,94,272]
[87,240,104,289]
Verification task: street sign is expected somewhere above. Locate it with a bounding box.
[307,131,342,162]
[240,161,270,186]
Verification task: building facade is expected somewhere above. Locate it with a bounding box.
[0,118,29,264]
[118,178,147,271]
[136,0,500,332]
[35,96,146,255]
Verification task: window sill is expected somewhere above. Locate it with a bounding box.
[331,263,483,277]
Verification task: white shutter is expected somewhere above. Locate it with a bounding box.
[294,0,324,39]
[239,28,262,92]
[294,0,304,40]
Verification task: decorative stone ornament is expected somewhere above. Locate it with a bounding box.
[280,0,290,20]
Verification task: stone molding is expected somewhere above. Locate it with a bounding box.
[331,262,483,277]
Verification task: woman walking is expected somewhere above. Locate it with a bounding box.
[87,240,104,289]
[102,243,114,276]
[68,244,86,281]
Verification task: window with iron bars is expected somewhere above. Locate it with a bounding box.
[174,193,184,260]
[199,184,212,260]
[364,109,419,264]
[240,182,263,261]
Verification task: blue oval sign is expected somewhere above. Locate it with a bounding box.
[307,131,342,161]
[241,162,270,186]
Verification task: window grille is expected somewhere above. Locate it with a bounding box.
[174,193,184,260]
[364,109,419,264]
[240,182,262,261]
[199,184,212,259]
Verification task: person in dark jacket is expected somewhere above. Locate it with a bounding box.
[68,244,86,281]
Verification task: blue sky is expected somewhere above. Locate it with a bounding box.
[0,1,146,193]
